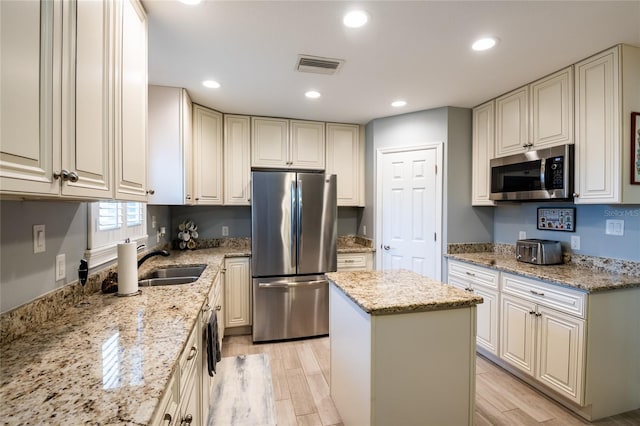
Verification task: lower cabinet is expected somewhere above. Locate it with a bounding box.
[224,257,251,329]
[336,252,374,271]
[200,271,224,423]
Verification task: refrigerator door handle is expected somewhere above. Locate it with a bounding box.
[290,179,298,269]
[258,279,329,288]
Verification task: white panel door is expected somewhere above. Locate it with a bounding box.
[536,306,585,404]
[381,148,438,279]
[500,294,536,377]
[251,117,288,168]
[0,0,60,196]
[114,0,147,201]
[61,0,112,198]
[193,105,223,205]
[223,115,250,205]
[495,87,529,157]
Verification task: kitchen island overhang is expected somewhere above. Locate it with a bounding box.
[327,269,483,426]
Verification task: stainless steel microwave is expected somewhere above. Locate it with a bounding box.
[489,145,574,201]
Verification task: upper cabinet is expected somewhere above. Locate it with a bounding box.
[494,67,573,158]
[224,115,251,205]
[574,45,640,204]
[147,86,193,205]
[0,0,149,201]
[471,102,495,206]
[114,0,148,201]
[193,104,223,205]
[326,123,364,206]
[251,117,325,170]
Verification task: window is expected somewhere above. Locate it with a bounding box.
[86,201,147,268]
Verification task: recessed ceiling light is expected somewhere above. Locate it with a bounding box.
[472,37,497,51]
[391,100,407,107]
[202,80,220,89]
[178,0,201,5]
[343,10,368,28]
[305,90,321,99]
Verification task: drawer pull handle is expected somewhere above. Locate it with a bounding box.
[203,303,211,313]
[535,312,542,317]
[465,287,474,293]
[187,346,198,361]
[215,305,222,311]
[465,272,476,277]
[530,290,545,297]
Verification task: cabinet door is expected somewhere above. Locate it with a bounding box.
[471,102,495,205]
[495,87,529,157]
[61,0,112,199]
[474,285,499,356]
[178,368,200,426]
[326,123,363,206]
[536,306,585,404]
[530,67,573,149]
[500,294,536,376]
[574,47,620,204]
[193,105,223,205]
[114,0,147,201]
[147,86,192,204]
[251,117,288,168]
[0,0,60,196]
[224,115,250,205]
[290,120,325,170]
[224,258,251,328]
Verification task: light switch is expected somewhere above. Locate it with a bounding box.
[55,254,65,281]
[33,224,45,253]
[605,219,624,236]
[519,231,526,240]
[571,235,581,250]
[222,226,229,237]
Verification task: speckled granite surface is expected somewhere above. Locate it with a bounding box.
[327,270,483,315]
[446,252,640,293]
[337,235,375,253]
[0,248,249,425]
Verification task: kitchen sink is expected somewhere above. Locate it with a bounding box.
[139,264,207,287]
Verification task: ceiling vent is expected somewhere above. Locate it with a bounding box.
[296,55,344,75]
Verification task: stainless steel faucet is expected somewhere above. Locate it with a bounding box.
[137,250,170,268]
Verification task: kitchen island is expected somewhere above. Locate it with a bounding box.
[327,270,483,426]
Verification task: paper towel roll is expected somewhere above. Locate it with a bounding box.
[117,242,138,295]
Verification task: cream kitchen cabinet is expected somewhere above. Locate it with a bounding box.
[494,67,573,158]
[471,102,495,206]
[224,115,251,205]
[148,86,194,205]
[447,260,500,355]
[224,257,251,329]
[193,104,223,205]
[0,0,148,201]
[200,271,224,423]
[337,252,373,271]
[251,117,325,170]
[574,44,640,204]
[326,123,364,206]
[113,0,148,202]
[495,87,529,157]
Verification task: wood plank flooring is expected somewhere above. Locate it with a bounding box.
[221,335,640,426]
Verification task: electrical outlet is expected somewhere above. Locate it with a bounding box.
[518,231,526,240]
[571,235,581,250]
[55,254,66,281]
[33,224,46,253]
[363,225,367,236]
[605,219,624,236]
[151,216,156,229]
[222,226,229,236]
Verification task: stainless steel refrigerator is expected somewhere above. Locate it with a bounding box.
[251,171,337,342]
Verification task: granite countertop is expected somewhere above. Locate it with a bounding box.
[0,248,249,425]
[446,252,640,293]
[327,270,483,315]
[337,244,375,254]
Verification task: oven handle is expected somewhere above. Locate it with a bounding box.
[258,279,328,288]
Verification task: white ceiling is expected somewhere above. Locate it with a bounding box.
[145,1,640,125]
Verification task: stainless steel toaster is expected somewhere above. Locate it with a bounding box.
[515,239,563,265]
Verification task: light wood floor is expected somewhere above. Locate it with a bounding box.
[221,335,640,426]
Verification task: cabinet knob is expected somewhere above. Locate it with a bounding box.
[163,413,172,425]
[186,195,192,200]
[53,170,70,181]
[186,346,198,361]
[215,305,221,311]
[146,189,155,195]
[529,311,536,315]
[535,312,542,317]
[572,193,579,198]
[67,171,79,182]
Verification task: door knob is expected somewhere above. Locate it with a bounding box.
[383,245,391,250]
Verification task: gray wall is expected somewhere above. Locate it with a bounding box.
[0,201,171,313]
[363,106,494,277]
[494,203,640,261]
[170,205,361,239]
